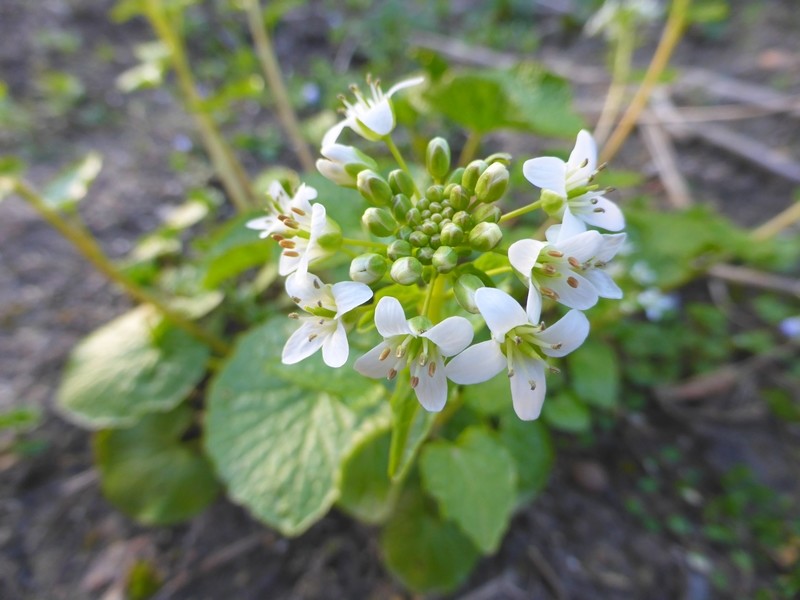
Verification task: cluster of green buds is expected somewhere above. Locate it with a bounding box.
[249,75,628,420]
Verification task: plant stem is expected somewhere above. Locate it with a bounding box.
[498,198,545,223]
[458,130,482,166]
[384,134,419,197]
[422,273,438,317]
[600,0,692,164]
[424,272,448,321]
[145,0,253,212]
[14,179,231,355]
[593,26,635,146]
[485,266,512,277]
[751,200,800,241]
[244,0,315,172]
[341,237,386,250]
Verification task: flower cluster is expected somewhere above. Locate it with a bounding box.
[249,75,627,420]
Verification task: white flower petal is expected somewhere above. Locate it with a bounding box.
[322,320,349,368]
[386,76,425,97]
[354,342,394,379]
[522,157,567,197]
[557,206,588,242]
[294,183,318,206]
[356,103,394,137]
[445,341,505,384]
[412,357,448,412]
[595,233,627,263]
[475,287,529,340]
[509,356,547,420]
[321,119,350,148]
[508,239,546,278]
[279,251,302,276]
[538,310,590,357]
[331,281,373,317]
[556,230,604,263]
[285,269,330,307]
[583,269,623,299]
[282,320,327,364]
[526,285,543,324]
[567,129,597,175]
[421,316,474,357]
[374,296,411,338]
[576,196,625,231]
[546,270,599,311]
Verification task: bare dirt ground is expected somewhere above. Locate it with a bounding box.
[1,1,799,598]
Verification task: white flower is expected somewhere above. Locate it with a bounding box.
[354,297,473,412]
[446,288,589,420]
[523,130,625,231]
[246,182,337,276]
[282,267,372,368]
[322,75,424,147]
[316,143,378,187]
[637,288,678,321]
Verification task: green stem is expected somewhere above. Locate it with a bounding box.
[341,237,387,250]
[485,266,512,277]
[458,130,482,166]
[14,179,231,355]
[145,0,253,212]
[593,25,635,146]
[424,272,448,321]
[244,0,315,172]
[498,198,545,223]
[421,273,438,317]
[384,134,419,197]
[600,0,692,163]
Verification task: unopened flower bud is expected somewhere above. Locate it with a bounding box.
[409,231,429,248]
[416,247,434,265]
[388,169,416,197]
[541,189,565,216]
[390,256,423,285]
[406,207,422,225]
[426,185,444,203]
[392,193,412,221]
[473,203,502,224]
[416,198,430,211]
[317,218,342,250]
[357,170,393,206]
[362,207,396,237]
[454,274,484,313]
[397,226,412,241]
[449,185,470,211]
[453,210,471,229]
[349,253,387,284]
[387,239,412,260]
[461,160,488,194]
[317,144,378,187]
[469,222,502,251]
[440,222,464,246]
[485,152,512,166]
[447,167,465,186]
[475,162,509,203]
[426,137,451,181]
[429,233,441,248]
[421,221,439,236]
[432,246,458,273]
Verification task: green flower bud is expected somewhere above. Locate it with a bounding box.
[406,207,422,225]
[317,218,342,250]
[392,193,413,221]
[429,201,443,214]
[431,213,443,224]
[441,206,454,219]
[397,225,412,241]
[416,246,434,265]
[426,137,451,181]
[317,145,378,188]
[449,184,470,211]
[447,167,465,186]
[388,169,416,197]
[426,185,444,203]
[541,189,566,216]
[432,246,458,273]
[440,222,465,246]
[485,152,512,166]
[409,230,430,248]
[416,197,430,211]
[362,207,396,237]
[357,170,393,206]
[387,239,412,260]
[473,203,502,224]
[429,234,441,249]
[454,274,484,313]
[421,209,431,219]
[421,221,439,236]
[391,256,423,285]
[349,253,387,284]
[453,210,472,229]
[469,222,502,251]
[461,160,488,194]
[475,162,509,203]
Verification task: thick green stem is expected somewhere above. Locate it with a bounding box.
[14,179,231,355]
[498,198,545,223]
[600,0,692,163]
[244,0,315,172]
[146,0,253,212]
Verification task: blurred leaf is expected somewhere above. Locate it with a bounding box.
[568,339,620,409]
[388,387,436,482]
[198,212,273,289]
[462,371,509,415]
[337,430,400,524]
[688,0,730,24]
[163,199,209,230]
[205,317,389,536]
[57,306,210,429]
[42,152,102,211]
[496,413,553,503]
[420,427,517,553]
[0,407,42,432]
[381,487,479,593]
[94,406,219,525]
[542,393,591,433]
[126,560,162,600]
[764,389,800,423]
[0,155,23,202]
[117,41,169,92]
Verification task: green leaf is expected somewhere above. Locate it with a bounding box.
[57,306,210,429]
[496,413,553,504]
[198,212,273,289]
[94,406,219,525]
[205,318,389,536]
[388,384,436,481]
[336,429,400,524]
[0,407,42,432]
[0,156,23,202]
[381,487,480,593]
[42,152,102,211]
[542,393,591,433]
[567,339,620,409]
[426,72,510,134]
[420,427,517,553]
[462,371,510,416]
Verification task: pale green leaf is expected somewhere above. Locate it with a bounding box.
[94,406,219,525]
[542,392,591,433]
[568,339,620,409]
[57,306,210,429]
[205,317,389,536]
[496,414,553,504]
[42,152,102,210]
[198,212,272,288]
[420,427,517,553]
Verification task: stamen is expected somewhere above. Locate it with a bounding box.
[568,257,580,268]
[388,368,397,380]
[410,376,419,388]
[279,240,296,249]
[547,250,564,258]
[590,198,599,205]
[549,366,561,374]
[514,336,523,345]
[541,286,560,300]
[529,380,537,390]
[543,264,557,275]
[313,279,320,289]
[272,234,284,242]
[288,312,299,319]
[308,334,318,342]
[580,158,589,168]
[605,187,616,193]
[318,319,325,325]
[551,343,563,350]
[291,296,301,303]
[291,207,306,216]
[428,362,436,377]
[379,347,392,361]
[593,208,606,213]
[317,301,323,308]
[567,277,579,288]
